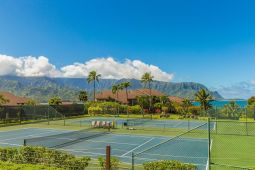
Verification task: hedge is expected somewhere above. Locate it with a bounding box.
[0,161,62,170]
[0,146,90,170]
[143,160,197,170]
[98,156,120,170]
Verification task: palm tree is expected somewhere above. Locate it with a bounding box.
[112,85,120,102]
[195,89,212,111]
[87,71,101,102]
[121,82,131,116]
[0,94,9,105]
[137,95,150,117]
[141,72,154,113]
[79,91,88,102]
[112,84,123,115]
[181,98,193,114]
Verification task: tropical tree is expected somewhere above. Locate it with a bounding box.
[48,96,62,105]
[141,72,154,112]
[0,94,9,105]
[121,81,131,115]
[248,96,255,106]
[25,99,37,106]
[87,71,101,102]
[137,95,150,116]
[181,98,193,113]
[195,89,212,111]
[222,101,240,118]
[112,84,123,115]
[79,91,88,102]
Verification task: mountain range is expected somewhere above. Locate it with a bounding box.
[0,76,223,102]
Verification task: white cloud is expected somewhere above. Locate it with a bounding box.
[61,57,173,81]
[216,81,255,99]
[0,54,61,77]
[0,54,174,82]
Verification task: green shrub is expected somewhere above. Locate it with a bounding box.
[0,161,62,170]
[98,156,120,170]
[88,106,103,115]
[143,160,197,170]
[128,105,142,114]
[0,146,90,170]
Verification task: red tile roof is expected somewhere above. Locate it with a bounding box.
[96,89,166,104]
[0,91,30,106]
[168,96,184,103]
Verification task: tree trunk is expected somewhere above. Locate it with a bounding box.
[93,80,96,102]
[149,82,152,114]
[126,88,129,117]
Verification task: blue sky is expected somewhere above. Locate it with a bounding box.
[0,0,255,98]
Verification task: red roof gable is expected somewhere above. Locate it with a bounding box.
[0,91,30,106]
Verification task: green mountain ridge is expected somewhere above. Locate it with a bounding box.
[0,76,223,102]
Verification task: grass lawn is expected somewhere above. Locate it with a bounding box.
[211,121,255,170]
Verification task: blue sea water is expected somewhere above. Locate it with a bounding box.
[192,100,248,108]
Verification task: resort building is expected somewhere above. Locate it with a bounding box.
[0,91,30,106]
[96,89,183,105]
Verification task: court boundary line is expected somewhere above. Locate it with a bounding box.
[136,152,208,159]
[85,139,137,146]
[120,137,155,157]
[206,139,213,170]
[0,129,64,142]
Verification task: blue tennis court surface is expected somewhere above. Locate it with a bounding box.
[67,117,215,130]
[0,128,209,170]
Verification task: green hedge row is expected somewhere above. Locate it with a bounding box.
[0,146,90,170]
[98,156,120,170]
[0,161,62,170]
[143,160,197,170]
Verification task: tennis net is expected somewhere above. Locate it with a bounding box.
[24,128,110,148]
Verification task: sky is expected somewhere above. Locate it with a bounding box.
[0,0,255,99]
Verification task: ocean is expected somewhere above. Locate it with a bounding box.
[192,100,248,108]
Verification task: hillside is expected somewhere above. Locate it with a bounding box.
[0,76,223,102]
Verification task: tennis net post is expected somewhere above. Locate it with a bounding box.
[106,145,111,170]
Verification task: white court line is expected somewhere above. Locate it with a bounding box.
[173,121,185,128]
[111,132,166,139]
[0,142,22,147]
[120,137,155,157]
[139,152,208,159]
[60,149,106,156]
[206,139,213,170]
[213,121,216,131]
[0,128,33,133]
[85,139,137,146]
[0,129,62,142]
[64,147,128,152]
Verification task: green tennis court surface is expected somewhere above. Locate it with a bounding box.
[0,128,209,170]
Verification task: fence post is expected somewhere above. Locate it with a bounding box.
[47,106,50,125]
[132,152,134,170]
[188,118,190,130]
[215,117,218,135]
[208,118,211,170]
[253,106,255,120]
[106,145,111,170]
[245,108,248,136]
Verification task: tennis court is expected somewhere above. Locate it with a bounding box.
[0,127,209,170]
[66,117,215,130]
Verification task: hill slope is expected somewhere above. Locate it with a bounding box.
[0,76,223,102]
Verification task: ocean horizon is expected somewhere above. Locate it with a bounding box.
[192,100,248,108]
